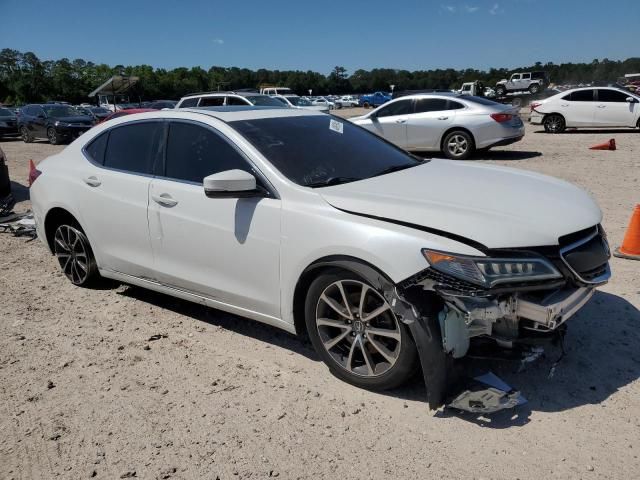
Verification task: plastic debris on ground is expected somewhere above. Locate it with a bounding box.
[0,210,37,239]
[447,371,527,414]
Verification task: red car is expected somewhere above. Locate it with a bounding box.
[100,108,156,123]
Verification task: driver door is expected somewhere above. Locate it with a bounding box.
[147,120,282,319]
[365,99,412,149]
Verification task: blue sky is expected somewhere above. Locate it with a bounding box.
[1,0,638,74]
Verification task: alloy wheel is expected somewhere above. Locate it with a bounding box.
[21,127,31,143]
[54,225,90,285]
[315,280,402,377]
[47,128,58,145]
[545,115,565,133]
[447,134,468,157]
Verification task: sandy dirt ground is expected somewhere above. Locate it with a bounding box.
[0,114,639,480]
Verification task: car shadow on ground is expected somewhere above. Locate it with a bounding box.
[10,181,29,204]
[117,286,639,427]
[533,128,639,135]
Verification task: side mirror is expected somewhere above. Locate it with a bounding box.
[203,170,263,198]
[626,97,636,103]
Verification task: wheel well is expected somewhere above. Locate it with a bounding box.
[440,127,475,151]
[292,256,394,340]
[543,112,565,122]
[44,208,80,253]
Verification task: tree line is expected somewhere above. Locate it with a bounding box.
[1,48,639,105]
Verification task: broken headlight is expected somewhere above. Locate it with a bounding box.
[422,249,562,288]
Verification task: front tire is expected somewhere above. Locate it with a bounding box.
[495,85,506,96]
[305,271,417,391]
[543,114,566,133]
[442,130,475,160]
[53,223,99,287]
[20,126,33,143]
[529,83,540,94]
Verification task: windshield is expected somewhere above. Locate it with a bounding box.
[0,107,14,117]
[248,95,285,107]
[231,115,423,187]
[287,97,311,106]
[44,106,83,117]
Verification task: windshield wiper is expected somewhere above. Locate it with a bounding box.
[305,177,362,188]
[373,162,422,178]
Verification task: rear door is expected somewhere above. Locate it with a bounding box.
[559,89,596,126]
[147,120,282,318]
[406,98,455,150]
[365,99,412,148]
[32,106,48,138]
[594,89,638,127]
[76,121,164,277]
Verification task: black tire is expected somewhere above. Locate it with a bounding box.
[20,126,33,143]
[528,83,540,94]
[543,114,566,133]
[53,220,100,287]
[304,270,417,391]
[442,130,475,160]
[495,85,506,96]
[47,127,60,145]
[363,102,370,108]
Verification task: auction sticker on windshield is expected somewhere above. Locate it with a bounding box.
[329,119,344,134]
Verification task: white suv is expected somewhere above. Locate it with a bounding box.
[495,72,549,96]
[176,91,284,108]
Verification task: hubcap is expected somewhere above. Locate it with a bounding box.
[447,135,468,156]
[54,225,89,285]
[315,280,401,377]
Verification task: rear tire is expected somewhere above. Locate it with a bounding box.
[529,83,540,94]
[495,85,506,96]
[304,271,417,391]
[363,102,370,108]
[442,130,475,160]
[47,127,60,145]
[20,126,33,143]
[53,221,100,287]
[543,114,566,133]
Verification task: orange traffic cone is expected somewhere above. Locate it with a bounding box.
[613,204,640,260]
[589,139,616,151]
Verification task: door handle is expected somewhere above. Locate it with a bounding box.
[437,116,449,120]
[561,104,569,107]
[395,118,407,124]
[83,176,101,187]
[597,105,606,108]
[152,193,178,207]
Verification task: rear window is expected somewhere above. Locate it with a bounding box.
[103,122,164,175]
[85,132,108,165]
[179,97,199,108]
[461,96,501,106]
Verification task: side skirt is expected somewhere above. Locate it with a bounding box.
[99,269,297,335]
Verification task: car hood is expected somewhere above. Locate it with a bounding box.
[51,115,94,123]
[318,159,602,249]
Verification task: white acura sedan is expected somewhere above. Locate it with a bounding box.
[31,107,610,409]
[530,87,640,133]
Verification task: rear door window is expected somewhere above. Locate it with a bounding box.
[199,97,225,107]
[103,121,164,175]
[226,96,250,106]
[597,89,630,102]
[564,90,594,102]
[413,98,450,113]
[164,121,252,184]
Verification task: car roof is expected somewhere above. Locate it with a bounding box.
[177,106,323,121]
[181,91,268,99]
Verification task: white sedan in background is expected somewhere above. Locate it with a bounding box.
[351,94,524,159]
[529,87,640,133]
[334,96,359,109]
[30,107,610,411]
[311,97,335,109]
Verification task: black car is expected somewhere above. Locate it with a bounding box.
[0,146,13,210]
[18,104,95,145]
[0,107,19,140]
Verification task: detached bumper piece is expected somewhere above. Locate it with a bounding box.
[448,372,526,414]
[517,287,594,331]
